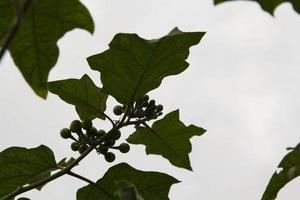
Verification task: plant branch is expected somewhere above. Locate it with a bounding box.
[1,109,136,200]
[0,146,94,200]
[67,171,95,185]
[0,0,34,62]
[102,112,116,127]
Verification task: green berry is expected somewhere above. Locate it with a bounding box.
[98,146,108,154]
[142,95,149,102]
[110,130,121,140]
[97,129,106,137]
[156,105,163,112]
[81,119,92,130]
[60,128,71,139]
[148,99,155,106]
[141,101,148,107]
[113,105,123,116]
[119,143,130,153]
[71,142,80,151]
[104,152,115,162]
[79,145,88,154]
[134,109,144,118]
[104,139,115,147]
[70,120,82,132]
[87,127,97,136]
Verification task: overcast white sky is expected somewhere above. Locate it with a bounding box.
[1,0,300,199]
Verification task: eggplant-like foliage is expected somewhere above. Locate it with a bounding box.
[0,0,94,98]
[214,0,300,15]
[77,163,179,200]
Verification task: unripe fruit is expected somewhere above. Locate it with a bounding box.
[70,120,82,132]
[156,105,163,112]
[105,152,115,162]
[134,109,144,118]
[148,99,155,106]
[104,139,115,147]
[87,127,97,136]
[97,129,106,137]
[71,142,80,151]
[98,146,108,154]
[60,128,71,139]
[81,119,92,130]
[113,105,123,116]
[142,95,149,102]
[141,101,148,107]
[146,106,156,118]
[119,143,130,153]
[79,145,88,154]
[110,130,121,140]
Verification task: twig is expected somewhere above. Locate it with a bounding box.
[67,171,95,185]
[0,146,93,200]
[102,112,116,127]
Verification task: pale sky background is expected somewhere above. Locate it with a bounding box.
[1,0,300,199]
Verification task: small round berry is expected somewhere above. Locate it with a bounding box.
[60,128,71,139]
[119,143,130,153]
[110,130,121,140]
[98,146,108,154]
[113,105,123,116]
[97,129,106,137]
[156,105,163,112]
[148,99,155,106]
[104,152,115,162]
[70,120,82,132]
[79,145,88,154]
[141,101,148,107]
[142,95,149,102]
[81,119,92,130]
[104,139,115,147]
[87,127,97,136]
[71,142,80,151]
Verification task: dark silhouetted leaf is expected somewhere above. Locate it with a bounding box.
[77,163,179,200]
[48,74,108,120]
[0,145,57,198]
[214,0,300,15]
[0,0,94,98]
[262,143,300,200]
[127,110,206,170]
[115,181,144,200]
[87,27,205,105]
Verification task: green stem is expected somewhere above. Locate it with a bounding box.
[102,112,116,127]
[1,109,134,200]
[0,0,34,62]
[67,171,96,185]
[0,146,93,200]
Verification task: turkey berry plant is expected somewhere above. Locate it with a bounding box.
[1,0,299,200]
[0,17,207,198]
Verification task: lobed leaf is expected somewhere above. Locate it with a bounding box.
[262,143,300,200]
[127,110,206,170]
[48,74,108,120]
[87,27,205,105]
[0,0,94,98]
[77,163,179,200]
[0,145,57,198]
[214,0,300,15]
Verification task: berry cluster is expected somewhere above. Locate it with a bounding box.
[113,95,163,122]
[60,120,130,163]
[131,95,163,120]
